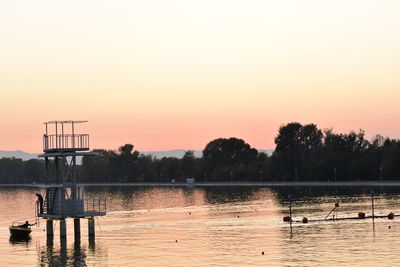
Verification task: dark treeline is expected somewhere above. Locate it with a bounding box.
[0,158,44,184]
[1,122,400,184]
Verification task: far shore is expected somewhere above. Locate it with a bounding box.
[2,181,400,187]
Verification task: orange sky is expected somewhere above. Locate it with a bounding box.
[1,0,400,153]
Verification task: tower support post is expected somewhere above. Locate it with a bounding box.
[46,219,54,237]
[60,219,67,238]
[88,217,95,237]
[74,218,81,240]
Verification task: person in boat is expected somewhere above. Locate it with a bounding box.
[18,221,36,228]
[36,193,43,214]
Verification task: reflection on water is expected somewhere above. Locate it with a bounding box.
[37,238,98,267]
[1,186,400,266]
[9,235,31,246]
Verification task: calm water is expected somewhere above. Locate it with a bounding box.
[1,186,400,266]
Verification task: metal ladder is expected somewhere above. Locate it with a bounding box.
[45,188,57,214]
[34,201,40,227]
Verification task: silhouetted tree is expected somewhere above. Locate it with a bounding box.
[0,158,44,184]
[203,138,258,181]
[4,123,400,184]
[157,157,180,182]
[109,144,140,182]
[81,149,113,182]
[381,139,400,179]
[272,123,322,180]
[181,151,196,178]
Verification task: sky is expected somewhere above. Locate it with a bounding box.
[1,0,400,153]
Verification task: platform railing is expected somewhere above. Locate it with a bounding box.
[85,199,107,215]
[43,134,89,152]
[40,198,105,217]
[41,199,74,216]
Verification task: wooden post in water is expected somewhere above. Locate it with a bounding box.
[288,195,293,238]
[371,191,375,219]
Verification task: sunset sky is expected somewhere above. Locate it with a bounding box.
[1,0,400,153]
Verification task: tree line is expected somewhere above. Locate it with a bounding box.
[0,122,399,184]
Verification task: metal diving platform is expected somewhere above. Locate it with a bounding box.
[35,120,106,242]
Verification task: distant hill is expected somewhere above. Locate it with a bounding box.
[0,149,274,161]
[258,149,274,156]
[141,150,203,159]
[0,150,39,161]
[142,149,274,159]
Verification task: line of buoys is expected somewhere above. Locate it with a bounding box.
[283,216,291,222]
[285,192,399,225]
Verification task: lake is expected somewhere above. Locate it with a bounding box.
[1,185,400,266]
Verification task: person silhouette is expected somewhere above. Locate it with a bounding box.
[19,221,35,228]
[36,193,44,214]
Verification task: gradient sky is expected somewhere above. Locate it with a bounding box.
[1,0,400,153]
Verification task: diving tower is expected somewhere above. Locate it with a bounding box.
[37,120,106,242]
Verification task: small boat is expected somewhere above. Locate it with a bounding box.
[9,222,32,238]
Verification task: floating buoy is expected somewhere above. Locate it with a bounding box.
[388,212,395,220]
[262,251,264,255]
[283,216,291,222]
[237,216,240,218]
[335,202,339,207]
[389,226,391,229]
[302,217,308,223]
[358,212,366,218]
[176,240,178,242]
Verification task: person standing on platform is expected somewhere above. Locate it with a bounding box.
[36,193,43,214]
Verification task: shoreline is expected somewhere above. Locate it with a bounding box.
[2,181,400,187]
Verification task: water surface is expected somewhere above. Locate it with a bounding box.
[1,186,400,266]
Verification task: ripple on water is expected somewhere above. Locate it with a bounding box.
[1,186,400,266]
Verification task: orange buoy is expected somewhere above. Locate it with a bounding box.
[302,217,308,223]
[358,212,366,218]
[283,216,291,222]
[388,212,395,220]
